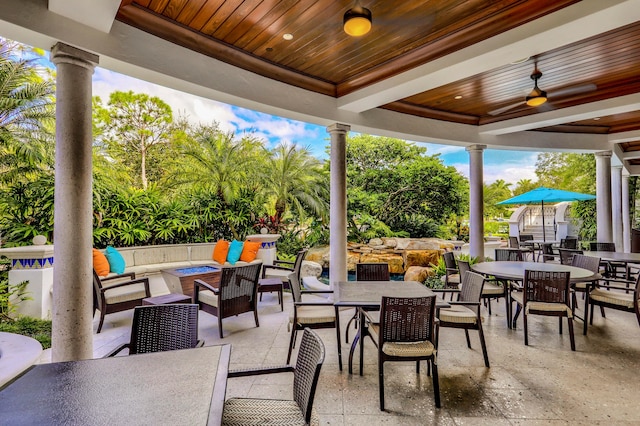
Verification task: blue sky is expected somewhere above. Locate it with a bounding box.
[92,68,540,185]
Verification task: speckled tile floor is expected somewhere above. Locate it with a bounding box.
[51,276,640,425]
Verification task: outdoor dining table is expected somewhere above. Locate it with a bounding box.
[333,280,449,375]
[472,261,600,328]
[0,344,231,426]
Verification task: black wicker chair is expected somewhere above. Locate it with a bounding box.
[367,295,440,410]
[262,248,307,289]
[436,271,490,367]
[589,242,626,278]
[106,304,203,356]
[344,263,390,343]
[495,248,523,262]
[194,262,262,338]
[288,275,342,370]
[223,328,325,426]
[512,270,575,351]
[93,269,151,333]
[586,272,640,335]
[558,248,583,265]
[569,254,601,328]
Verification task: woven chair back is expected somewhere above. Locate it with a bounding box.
[129,304,199,354]
[356,263,390,281]
[590,242,616,252]
[571,254,600,274]
[560,238,578,249]
[289,274,302,304]
[291,249,308,283]
[219,263,261,302]
[292,328,326,424]
[495,249,522,262]
[457,260,471,278]
[379,296,436,344]
[509,236,520,248]
[459,271,485,302]
[519,234,534,243]
[523,270,570,304]
[443,251,457,269]
[558,248,583,265]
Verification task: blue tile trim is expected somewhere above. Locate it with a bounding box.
[11,257,54,270]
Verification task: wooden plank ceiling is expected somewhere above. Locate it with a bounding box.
[116,0,640,147]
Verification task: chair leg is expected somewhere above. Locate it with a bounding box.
[568,316,576,351]
[287,327,298,364]
[505,294,511,329]
[513,304,522,328]
[97,311,105,334]
[432,359,441,408]
[487,299,492,315]
[523,312,529,346]
[478,324,490,368]
[559,316,563,335]
[416,360,420,374]
[378,359,385,411]
[345,309,357,343]
[464,329,471,349]
[253,309,260,328]
[218,316,224,339]
[335,307,343,371]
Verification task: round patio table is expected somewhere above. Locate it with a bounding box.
[583,251,640,263]
[471,261,598,282]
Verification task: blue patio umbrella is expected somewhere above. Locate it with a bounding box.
[497,187,596,241]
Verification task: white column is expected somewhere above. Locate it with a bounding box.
[466,145,486,260]
[327,123,350,290]
[611,165,623,251]
[595,151,613,244]
[50,43,98,362]
[622,172,631,253]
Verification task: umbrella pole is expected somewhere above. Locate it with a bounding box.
[542,200,546,241]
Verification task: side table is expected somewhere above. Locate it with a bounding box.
[257,278,284,311]
[142,293,192,306]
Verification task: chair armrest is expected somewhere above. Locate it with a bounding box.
[448,301,480,307]
[433,289,460,294]
[194,279,219,293]
[104,343,130,357]
[593,282,635,292]
[294,301,334,307]
[301,290,334,295]
[102,272,136,282]
[196,340,205,348]
[228,365,295,378]
[273,259,295,267]
[263,264,294,273]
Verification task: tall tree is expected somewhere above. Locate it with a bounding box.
[94,91,175,189]
[260,143,328,224]
[513,178,538,195]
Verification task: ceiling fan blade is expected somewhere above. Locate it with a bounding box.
[551,83,597,98]
[488,101,523,116]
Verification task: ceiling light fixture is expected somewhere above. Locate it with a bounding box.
[344,4,372,37]
[525,71,548,107]
[283,33,293,40]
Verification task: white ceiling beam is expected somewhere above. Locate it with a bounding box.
[478,94,640,136]
[49,0,120,33]
[609,129,640,144]
[336,0,640,113]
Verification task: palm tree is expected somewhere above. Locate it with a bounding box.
[0,39,55,184]
[260,143,328,224]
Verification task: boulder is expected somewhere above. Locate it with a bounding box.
[368,238,383,247]
[347,251,361,272]
[395,238,442,250]
[404,266,434,283]
[301,260,322,278]
[306,246,330,268]
[381,237,397,247]
[403,249,442,268]
[359,252,404,274]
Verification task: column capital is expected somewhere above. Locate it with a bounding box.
[50,42,99,70]
[611,165,623,170]
[595,150,612,158]
[466,144,487,152]
[326,123,351,134]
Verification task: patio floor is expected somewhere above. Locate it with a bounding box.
[42,276,640,425]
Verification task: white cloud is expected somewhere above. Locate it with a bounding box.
[451,162,537,185]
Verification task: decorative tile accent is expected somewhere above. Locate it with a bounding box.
[261,241,276,248]
[11,257,54,270]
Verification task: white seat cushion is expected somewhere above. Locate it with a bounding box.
[590,288,635,309]
[289,306,335,325]
[526,302,572,317]
[222,397,318,426]
[197,289,219,307]
[441,274,460,285]
[438,304,477,324]
[369,324,436,357]
[482,282,505,296]
[103,283,147,304]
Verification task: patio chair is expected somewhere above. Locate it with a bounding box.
[105,304,203,356]
[287,274,342,370]
[495,248,523,262]
[223,328,325,426]
[437,271,490,367]
[538,242,559,263]
[560,238,578,249]
[586,272,640,334]
[440,251,460,299]
[345,263,390,343]
[262,248,307,290]
[568,254,601,332]
[194,262,262,338]
[462,258,509,321]
[93,269,151,333]
[510,236,534,260]
[512,270,575,351]
[589,242,626,278]
[366,295,440,410]
[558,248,583,265]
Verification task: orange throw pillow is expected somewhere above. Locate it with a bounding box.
[93,248,110,277]
[240,241,261,262]
[212,240,230,264]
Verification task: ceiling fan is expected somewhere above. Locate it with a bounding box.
[487,68,597,116]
